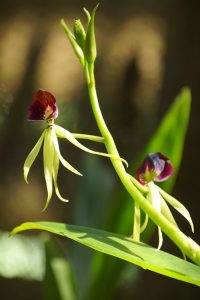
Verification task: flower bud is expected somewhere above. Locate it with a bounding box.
[84,5,98,63]
[73,19,86,50]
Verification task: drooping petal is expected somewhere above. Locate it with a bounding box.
[158,186,194,232]
[160,196,178,227]
[54,125,128,167]
[52,150,69,202]
[147,181,163,250]
[28,89,58,121]
[52,130,82,176]
[140,213,149,233]
[72,133,104,143]
[136,152,173,185]
[43,128,55,211]
[157,227,163,251]
[23,130,45,183]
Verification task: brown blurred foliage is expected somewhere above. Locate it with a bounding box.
[0,0,200,299]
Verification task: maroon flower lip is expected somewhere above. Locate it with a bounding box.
[136,152,173,185]
[28,89,58,121]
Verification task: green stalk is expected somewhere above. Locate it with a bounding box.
[84,61,200,265]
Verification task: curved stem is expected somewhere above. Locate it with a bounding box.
[84,62,200,265]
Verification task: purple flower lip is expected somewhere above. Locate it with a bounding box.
[28,89,58,121]
[136,152,173,185]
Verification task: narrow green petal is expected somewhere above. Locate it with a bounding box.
[133,202,141,241]
[55,125,128,167]
[157,227,163,251]
[160,197,178,227]
[52,130,82,176]
[83,7,91,24]
[23,130,45,183]
[53,150,69,203]
[158,186,194,232]
[147,181,162,213]
[72,133,104,143]
[140,213,149,233]
[43,128,54,211]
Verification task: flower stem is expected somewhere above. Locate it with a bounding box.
[84,61,200,265]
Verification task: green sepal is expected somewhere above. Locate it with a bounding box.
[23,130,45,184]
[60,19,85,66]
[52,129,82,176]
[158,186,194,233]
[52,149,69,203]
[72,133,104,143]
[147,182,163,250]
[84,5,99,63]
[73,19,86,50]
[160,196,178,227]
[83,7,91,25]
[54,125,128,167]
[43,128,55,211]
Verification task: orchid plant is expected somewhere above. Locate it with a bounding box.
[11,5,200,292]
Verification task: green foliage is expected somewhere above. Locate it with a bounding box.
[11,222,200,287]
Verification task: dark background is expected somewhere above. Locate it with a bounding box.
[0,0,200,299]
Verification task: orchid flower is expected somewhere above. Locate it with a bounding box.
[24,89,127,210]
[131,152,194,250]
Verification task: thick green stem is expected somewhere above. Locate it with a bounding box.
[85,62,200,265]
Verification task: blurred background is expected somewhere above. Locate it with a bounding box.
[0,0,200,299]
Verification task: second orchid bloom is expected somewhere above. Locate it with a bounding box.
[24,90,127,210]
[134,152,194,249]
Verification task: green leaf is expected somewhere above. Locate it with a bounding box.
[44,237,78,300]
[142,87,191,191]
[23,130,45,183]
[11,222,200,287]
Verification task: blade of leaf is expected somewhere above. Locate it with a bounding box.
[11,221,200,287]
[44,237,78,300]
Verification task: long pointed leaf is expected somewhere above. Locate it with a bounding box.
[11,222,200,287]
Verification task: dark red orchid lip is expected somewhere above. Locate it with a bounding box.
[28,89,58,121]
[136,152,173,185]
